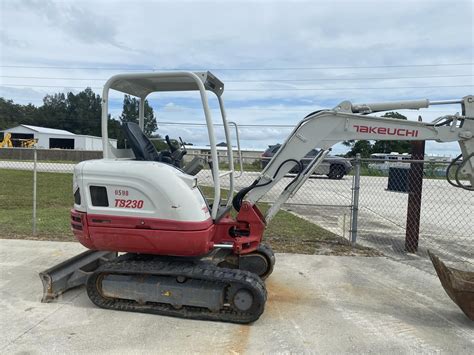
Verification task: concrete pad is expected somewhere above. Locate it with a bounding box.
[0,239,472,354]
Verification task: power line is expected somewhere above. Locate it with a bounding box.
[0,84,103,89]
[225,75,474,82]
[1,62,473,71]
[1,83,472,91]
[229,85,473,91]
[157,121,295,128]
[1,74,472,82]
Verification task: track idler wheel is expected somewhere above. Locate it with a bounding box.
[227,283,261,314]
[239,244,276,280]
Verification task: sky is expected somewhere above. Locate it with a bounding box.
[0,0,473,156]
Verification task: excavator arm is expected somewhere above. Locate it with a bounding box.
[233,96,474,221]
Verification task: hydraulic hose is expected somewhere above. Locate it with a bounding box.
[446,153,473,191]
[232,159,303,211]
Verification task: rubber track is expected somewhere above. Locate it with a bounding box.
[86,255,267,324]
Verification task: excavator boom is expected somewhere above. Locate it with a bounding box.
[238,96,474,214]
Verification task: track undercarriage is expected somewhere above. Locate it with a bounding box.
[40,245,275,324]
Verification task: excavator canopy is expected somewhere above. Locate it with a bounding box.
[106,71,224,98]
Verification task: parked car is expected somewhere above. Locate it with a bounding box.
[261,144,352,179]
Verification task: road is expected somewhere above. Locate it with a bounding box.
[0,239,472,354]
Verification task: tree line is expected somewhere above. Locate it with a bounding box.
[0,88,158,147]
[1,88,411,156]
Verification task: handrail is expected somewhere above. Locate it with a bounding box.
[228,121,243,178]
[217,96,234,208]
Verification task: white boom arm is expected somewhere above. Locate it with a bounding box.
[238,96,474,219]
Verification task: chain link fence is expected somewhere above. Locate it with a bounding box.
[354,156,473,272]
[0,147,472,272]
[0,150,75,239]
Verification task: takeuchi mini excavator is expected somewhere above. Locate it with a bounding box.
[40,71,474,323]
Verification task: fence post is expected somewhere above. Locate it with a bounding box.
[32,146,37,236]
[405,140,425,252]
[350,153,361,246]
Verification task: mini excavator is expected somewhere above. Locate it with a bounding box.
[40,72,474,323]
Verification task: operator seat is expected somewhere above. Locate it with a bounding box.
[122,122,172,163]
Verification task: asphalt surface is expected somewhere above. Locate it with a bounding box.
[197,170,474,267]
[0,239,472,354]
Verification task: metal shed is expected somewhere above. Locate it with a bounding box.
[1,125,117,150]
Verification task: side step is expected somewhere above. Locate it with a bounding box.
[39,250,117,302]
[428,250,474,320]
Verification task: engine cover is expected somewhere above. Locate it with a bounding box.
[71,159,215,256]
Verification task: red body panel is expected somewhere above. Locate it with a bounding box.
[71,202,266,257]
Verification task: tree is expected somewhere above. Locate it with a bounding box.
[0,98,31,130]
[372,112,411,154]
[65,88,102,136]
[344,140,373,158]
[119,95,158,136]
[38,93,68,129]
[344,111,411,157]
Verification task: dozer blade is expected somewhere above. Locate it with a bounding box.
[428,250,474,320]
[39,250,117,302]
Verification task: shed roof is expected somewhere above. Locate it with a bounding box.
[19,125,75,135]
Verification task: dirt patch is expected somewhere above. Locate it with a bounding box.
[227,325,251,354]
[264,277,326,321]
[266,278,310,305]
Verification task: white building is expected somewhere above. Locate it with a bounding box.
[1,125,117,150]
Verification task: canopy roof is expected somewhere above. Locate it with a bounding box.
[106,71,224,98]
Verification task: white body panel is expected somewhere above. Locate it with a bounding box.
[74,159,210,222]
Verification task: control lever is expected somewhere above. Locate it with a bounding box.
[165,135,177,153]
[179,137,187,155]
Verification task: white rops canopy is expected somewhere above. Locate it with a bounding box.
[107,71,224,98]
[101,71,235,219]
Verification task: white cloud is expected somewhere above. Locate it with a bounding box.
[0,0,472,155]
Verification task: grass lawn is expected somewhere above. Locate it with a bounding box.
[0,169,73,241]
[0,169,375,255]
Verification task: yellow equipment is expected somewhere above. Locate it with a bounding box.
[20,138,38,148]
[0,133,13,148]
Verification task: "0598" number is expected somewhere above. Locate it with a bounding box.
[114,199,144,209]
